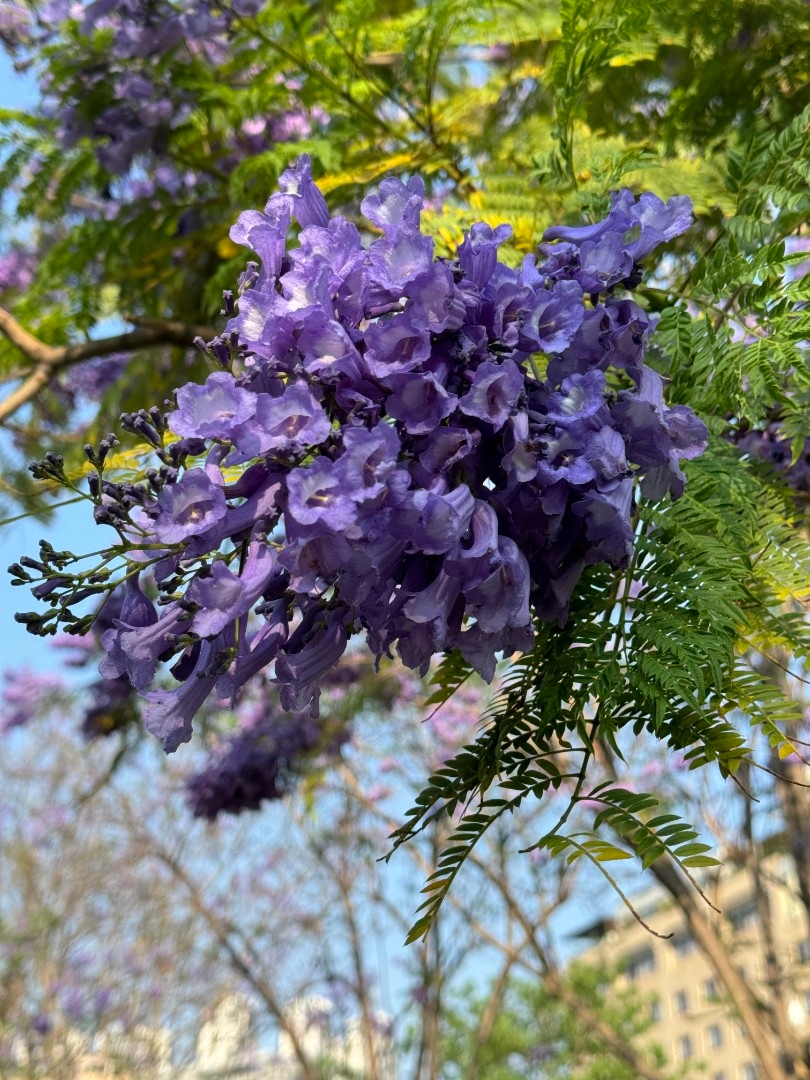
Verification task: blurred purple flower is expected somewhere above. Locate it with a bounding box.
[1,668,67,732]
[0,250,35,292]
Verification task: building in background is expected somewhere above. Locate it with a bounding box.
[192,992,396,1079]
[575,854,810,1079]
[3,992,395,1079]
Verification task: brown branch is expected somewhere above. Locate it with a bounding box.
[466,849,673,1080]
[141,837,322,1080]
[594,734,795,1080]
[301,815,383,1080]
[0,307,218,424]
[742,766,810,1079]
[647,858,795,1080]
[466,952,517,1080]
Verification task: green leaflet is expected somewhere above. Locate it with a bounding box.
[391,440,810,940]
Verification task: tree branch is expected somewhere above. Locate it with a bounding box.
[139,835,322,1080]
[0,307,218,424]
[595,736,795,1080]
[466,849,673,1080]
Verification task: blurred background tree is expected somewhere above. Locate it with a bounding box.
[1,0,809,507]
[0,667,678,1079]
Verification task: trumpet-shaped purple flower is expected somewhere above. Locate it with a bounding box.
[577,233,634,293]
[24,158,704,755]
[99,602,189,691]
[340,423,400,501]
[280,533,360,593]
[626,192,693,261]
[459,359,523,430]
[544,371,607,426]
[392,482,476,555]
[368,231,434,295]
[286,459,356,531]
[189,543,278,638]
[276,607,350,713]
[612,367,708,479]
[231,381,331,459]
[543,189,693,286]
[463,537,531,634]
[458,222,513,286]
[408,263,468,333]
[120,575,158,628]
[536,430,599,487]
[143,637,226,752]
[278,155,330,229]
[518,279,585,354]
[153,468,227,544]
[170,372,256,440]
[363,314,432,378]
[360,175,425,235]
[230,198,293,285]
[385,371,458,434]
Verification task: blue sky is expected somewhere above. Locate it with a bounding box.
[2,497,101,675]
[0,47,38,109]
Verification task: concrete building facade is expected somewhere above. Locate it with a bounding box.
[8,993,394,1080]
[191,992,396,1080]
[575,854,810,1078]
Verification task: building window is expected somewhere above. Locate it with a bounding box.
[625,947,656,981]
[712,1073,726,1080]
[675,989,689,1014]
[705,977,719,1002]
[708,1023,723,1048]
[743,1065,759,1080]
[799,939,810,964]
[672,931,696,957]
[727,899,758,932]
[650,1000,662,1023]
[679,1034,693,1061]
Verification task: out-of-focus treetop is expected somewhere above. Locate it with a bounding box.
[1,0,810,948]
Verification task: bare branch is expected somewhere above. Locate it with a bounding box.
[137,832,322,1080]
[595,737,796,1080]
[464,846,680,1080]
[0,306,218,424]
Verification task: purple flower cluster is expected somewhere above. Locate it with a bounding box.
[49,584,140,740]
[1,668,68,732]
[87,159,705,753]
[186,699,351,819]
[0,2,29,52]
[0,249,36,293]
[38,0,242,173]
[34,0,321,198]
[57,353,132,406]
[732,423,810,495]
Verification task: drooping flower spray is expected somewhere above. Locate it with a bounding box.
[13,157,705,755]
